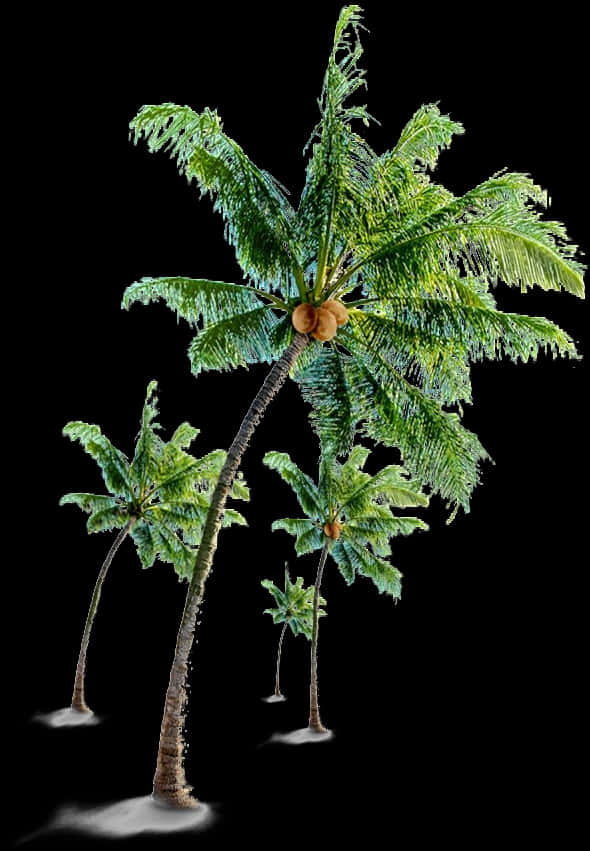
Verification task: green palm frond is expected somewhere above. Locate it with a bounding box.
[123,277,272,325]
[86,506,130,534]
[188,306,280,375]
[388,103,464,171]
[130,106,301,289]
[349,171,584,299]
[336,537,403,598]
[62,422,134,500]
[59,493,118,514]
[263,451,323,518]
[130,380,162,492]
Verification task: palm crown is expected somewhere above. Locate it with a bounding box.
[262,564,326,640]
[264,446,428,600]
[123,5,583,516]
[60,380,249,580]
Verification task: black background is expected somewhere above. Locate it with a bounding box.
[9,1,587,847]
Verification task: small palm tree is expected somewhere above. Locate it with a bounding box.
[264,445,428,734]
[261,563,325,701]
[122,6,583,804]
[60,380,248,714]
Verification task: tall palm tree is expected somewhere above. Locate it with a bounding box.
[261,563,325,700]
[264,446,428,734]
[122,6,584,805]
[61,380,248,714]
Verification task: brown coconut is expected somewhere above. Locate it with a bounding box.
[311,307,337,341]
[322,300,348,326]
[323,521,342,540]
[292,303,319,334]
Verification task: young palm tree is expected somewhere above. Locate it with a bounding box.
[122,6,584,804]
[261,563,325,701]
[264,446,428,734]
[61,380,248,715]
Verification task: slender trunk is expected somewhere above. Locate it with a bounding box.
[152,333,308,808]
[71,517,136,712]
[309,541,330,733]
[275,622,288,697]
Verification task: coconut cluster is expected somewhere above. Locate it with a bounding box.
[291,300,348,341]
[323,521,342,540]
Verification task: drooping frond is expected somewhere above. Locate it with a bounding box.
[346,350,489,513]
[263,452,323,519]
[333,537,403,598]
[86,506,130,534]
[62,422,134,500]
[188,306,280,375]
[271,518,324,556]
[295,347,358,458]
[350,300,579,369]
[122,277,270,326]
[59,493,118,514]
[130,105,300,288]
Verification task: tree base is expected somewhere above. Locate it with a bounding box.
[151,789,201,810]
[261,694,287,703]
[32,706,100,728]
[44,794,213,837]
[268,726,334,745]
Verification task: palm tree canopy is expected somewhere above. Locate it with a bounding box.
[261,563,326,640]
[264,446,429,600]
[123,5,584,515]
[60,380,249,581]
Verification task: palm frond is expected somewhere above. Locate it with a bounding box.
[188,306,280,375]
[130,105,300,288]
[122,277,270,326]
[62,422,134,500]
[59,493,118,513]
[86,506,130,534]
[338,537,402,598]
[130,380,162,491]
[263,451,323,518]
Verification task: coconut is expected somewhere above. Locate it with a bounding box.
[323,521,342,540]
[322,300,348,326]
[292,303,319,334]
[311,307,337,341]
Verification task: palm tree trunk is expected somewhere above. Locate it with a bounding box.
[275,622,288,697]
[152,332,308,808]
[309,541,330,733]
[71,517,136,713]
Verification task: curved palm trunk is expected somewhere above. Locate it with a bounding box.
[71,517,136,712]
[309,541,330,733]
[274,622,288,697]
[152,332,308,808]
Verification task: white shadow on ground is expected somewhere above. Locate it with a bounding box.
[32,707,101,728]
[31,795,216,839]
[261,694,287,703]
[268,726,334,745]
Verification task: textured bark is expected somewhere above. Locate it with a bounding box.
[275,622,288,697]
[152,333,309,808]
[71,518,136,713]
[309,542,330,733]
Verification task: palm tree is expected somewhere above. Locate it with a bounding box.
[122,6,584,804]
[60,380,248,715]
[264,446,428,734]
[261,563,325,701]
